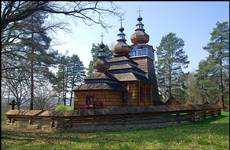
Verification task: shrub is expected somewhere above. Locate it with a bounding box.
[55,104,73,112]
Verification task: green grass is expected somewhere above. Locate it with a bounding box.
[1,112,229,150]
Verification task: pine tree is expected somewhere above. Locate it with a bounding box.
[156,33,189,101]
[195,57,220,103]
[53,54,85,106]
[198,21,229,105]
[66,55,85,106]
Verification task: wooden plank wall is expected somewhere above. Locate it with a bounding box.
[74,91,123,109]
[126,81,139,106]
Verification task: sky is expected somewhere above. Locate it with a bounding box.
[49,1,229,72]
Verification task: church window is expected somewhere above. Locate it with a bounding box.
[86,96,94,107]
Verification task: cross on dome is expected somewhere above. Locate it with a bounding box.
[119,15,124,28]
[138,8,142,17]
[100,32,104,43]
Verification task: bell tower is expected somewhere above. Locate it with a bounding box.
[129,11,162,105]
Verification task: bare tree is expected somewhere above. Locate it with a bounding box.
[34,82,58,110]
[1,1,121,31]
[1,1,121,77]
[3,67,30,109]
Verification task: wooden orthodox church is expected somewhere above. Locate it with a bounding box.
[74,15,162,109]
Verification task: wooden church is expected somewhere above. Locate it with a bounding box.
[74,15,162,109]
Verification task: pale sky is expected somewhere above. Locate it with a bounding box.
[49,2,229,72]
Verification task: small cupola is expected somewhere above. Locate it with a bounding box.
[94,34,110,72]
[112,16,131,56]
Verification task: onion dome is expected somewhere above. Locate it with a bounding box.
[112,18,130,56]
[131,16,149,44]
[94,42,110,72]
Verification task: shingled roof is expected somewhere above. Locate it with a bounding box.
[108,56,138,65]
[76,82,126,91]
[85,72,111,80]
[112,72,148,82]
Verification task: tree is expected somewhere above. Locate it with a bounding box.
[1,11,60,109]
[3,67,30,109]
[1,1,121,81]
[34,81,58,110]
[195,58,220,103]
[66,55,85,106]
[52,55,69,106]
[52,54,85,106]
[156,33,189,101]
[87,43,112,76]
[184,72,202,104]
[1,1,121,33]
[21,12,60,110]
[202,21,229,105]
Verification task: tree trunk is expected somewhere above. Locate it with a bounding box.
[30,46,34,110]
[70,88,73,106]
[7,90,10,104]
[16,97,20,110]
[62,65,66,106]
[168,65,172,98]
[219,37,224,108]
[219,53,224,108]
[30,16,34,110]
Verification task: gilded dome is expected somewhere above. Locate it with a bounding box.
[112,27,130,56]
[131,17,149,44]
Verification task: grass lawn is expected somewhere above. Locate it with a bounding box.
[1,111,229,150]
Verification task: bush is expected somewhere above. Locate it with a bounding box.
[55,104,73,112]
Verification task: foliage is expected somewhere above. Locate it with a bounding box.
[1,11,60,110]
[196,21,229,104]
[184,72,202,104]
[1,112,229,150]
[52,54,85,106]
[156,32,189,101]
[88,43,112,76]
[66,55,85,105]
[1,1,121,109]
[55,104,73,112]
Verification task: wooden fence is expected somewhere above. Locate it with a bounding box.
[5,104,221,131]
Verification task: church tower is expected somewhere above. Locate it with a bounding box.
[129,12,162,105]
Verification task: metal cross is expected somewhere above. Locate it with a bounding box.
[100,32,104,43]
[119,15,124,27]
[138,8,142,17]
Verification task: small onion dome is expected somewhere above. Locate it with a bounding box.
[112,27,130,56]
[94,58,110,72]
[131,16,149,44]
[94,42,110,72]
